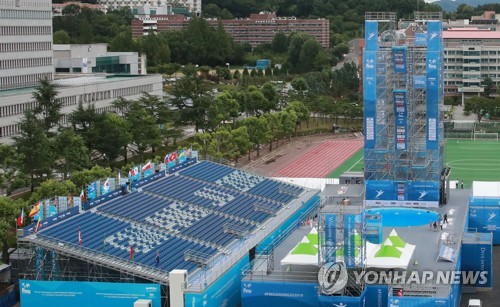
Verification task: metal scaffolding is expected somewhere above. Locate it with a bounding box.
[364,12,445,204]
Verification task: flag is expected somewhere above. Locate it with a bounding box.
[187,145,193,158]
[78,227,82,245]
[29,203,40,218]
[80,189,85,203]
[129,166,139,181]
[155,250,160,266]
[102,178,111,193]
[118,171,121,184]
[87,182,97,200]
[130,245,134,260]
[34,219,41,233]
[168,152,177,167]
[17,208,24,227]
[164,153,169,164]
[69,194,74,207]
[141,161,152,172]
[178,149,186,163]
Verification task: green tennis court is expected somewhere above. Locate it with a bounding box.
[327,140,500,188]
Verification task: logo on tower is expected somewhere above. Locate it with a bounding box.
[318,262,348,295]
[430,32,438,40]
[488,212,497,222]
[418,191,428,200]
[375,190,385,199]
[368,32,376,40]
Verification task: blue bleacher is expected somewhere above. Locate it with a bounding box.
[180,160,234,182]
[98,192,175,221]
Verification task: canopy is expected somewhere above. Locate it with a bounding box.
[280,228,319,266]
[366,229,416,269]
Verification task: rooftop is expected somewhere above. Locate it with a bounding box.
[443,29,500,39]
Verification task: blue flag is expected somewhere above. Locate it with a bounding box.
[87,182,97,200]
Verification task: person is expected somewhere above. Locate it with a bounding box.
[444,213,448,224]
[439,220,443,230]
[398,289,403,297]
[433,221,437,231]
[429,221,433,229]
[456,180,460,189]
[461,180,464,189]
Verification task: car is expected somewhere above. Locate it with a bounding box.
[468,299,482,307]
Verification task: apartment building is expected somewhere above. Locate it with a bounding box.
[99,0,201,16]
[0,0,53,91]
[132,12,330,48]
[443,28,500,101]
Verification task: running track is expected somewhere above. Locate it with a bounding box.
[274,139,364,178]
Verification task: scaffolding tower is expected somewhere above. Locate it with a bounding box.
[363,12,445,207]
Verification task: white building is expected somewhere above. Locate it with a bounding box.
[0,1,162,144]
[0,0,53,91]
[99,0,201,16]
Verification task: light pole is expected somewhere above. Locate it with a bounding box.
[226,62,230,72]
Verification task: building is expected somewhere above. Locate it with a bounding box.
[132,12,330,48]
[53,44,147,75]
[443,28,500,101]
[99,0,201,17]
[363,11,446,207]
[0,0,53,91]
[52,1,106,16]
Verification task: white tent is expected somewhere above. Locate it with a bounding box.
[365,229,416,269]
[471,181,500,198]
[280,228,319,267]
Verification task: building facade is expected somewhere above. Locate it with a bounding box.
[0,0,53,91]
[132,12,330,48]
[53,44,146,75]
[443,29,500,100]
[99,0,200,16]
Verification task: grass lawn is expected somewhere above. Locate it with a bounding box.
[327,140,500,189]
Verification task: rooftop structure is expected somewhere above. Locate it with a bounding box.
[99,0,201,17]
[132,12,330,48]
[0,0,53,91]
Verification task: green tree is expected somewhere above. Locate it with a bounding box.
[0,145,25,195]
[194,131,212,159]
[286,101,310,134]
[53,30,70,44]
[0,197,26,263]
[125,102,162,160]
[263,113,281,152]
[14,111,54,191]
[243,116,271,157]
[278,110,298,142]
[291,77,309,97]
[271,31,288,53]
[29,179,77,204]
[91,113,132,162]
[483,76,495,98]
[233,69,241,79]
[54,128,90,179]
[231,126,253,163]
[262,82,279,110]
[70,165,114,190]
[242,68,249,77]
[207,92,240,131]
[69,101,98,153]
[32,78,62,134]
[464,96,494,122]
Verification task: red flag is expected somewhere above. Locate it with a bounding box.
[78,227,82,245]
[169,152,177,162]
[29,203,40,218]
[164,153,169,164]
[141,161,152,172]
[130,245,134,260]
[80,189,85,203]
[17,208,24,227]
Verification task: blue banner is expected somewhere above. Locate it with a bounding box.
[87,181,97,200]
[132,170,166,189]
[20,280,161,307]
[178,150,187,163]
[392,46,407,73]
[426,51,439,149]
[364,285,388,307]
[365,180,395,201]
[324,214,336,263]
[468,206,500,244]
[414,32,427,46]
[365,21,379,51]
[364,51,377,149]
[168,158,197,174]
[427,21,442,51]
[413,75,426,89]
[142,163,154,178]
[461,240,492,288]
[344,214,356,268]
[241,281,318,307]
[393,90,407,150]
[406,181,439,202]
[84,189,123,211]
[318,291,365,307]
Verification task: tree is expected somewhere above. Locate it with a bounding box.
[53,30,70,44]
[262,82,279,110]
[233,69,241,79]
[483,76,495,98]
[69,101,99,153]
[278,110,298,142]
[194,132,212,159]
[464,96,493,122]
[14,111,54,191]
[286,101,310,134]
[70,165,114,190]
[263,113,281,152]
[32,78,62,134]
[246,87,270,116]
[54,128,90,179]
[271,31,288,53]
[230,126,253,163]
[0,145,22,195]
[291,77,309,97]
[29,179,77,204]
[125,101,162,160]
[242,68,249,77]
[91,113,132,162]
[0,197,26,263]
[243,116,271,157]
[207,92,240,131]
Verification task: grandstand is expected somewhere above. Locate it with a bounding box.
[18,160,319,305]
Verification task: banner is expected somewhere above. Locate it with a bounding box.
[101,178,114,195]
[344,214,356,268]
[427,21,442,51]
[241,280,319,307]
[392,46,407,73]
[426,50,439,149]
[413,75,426,89]
[87,181,98,200]
[414,32,427,46]
[393,90,407,150]
[365,21,379,51]
[365,180,395,202]
[461,240,492,288]
[20,280,161,307]
[58,196,68,212]
[406,181,439,203]
[364,51,377,149]
[178,149,187,163]
[324,214,336,264]
[469,206,500,244]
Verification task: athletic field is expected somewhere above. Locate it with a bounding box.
[327,140,500,188]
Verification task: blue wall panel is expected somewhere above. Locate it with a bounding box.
[242,281,318,307]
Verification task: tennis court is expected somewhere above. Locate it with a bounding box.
[327,140,500,188]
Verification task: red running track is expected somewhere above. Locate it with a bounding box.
[274,139,364,178]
